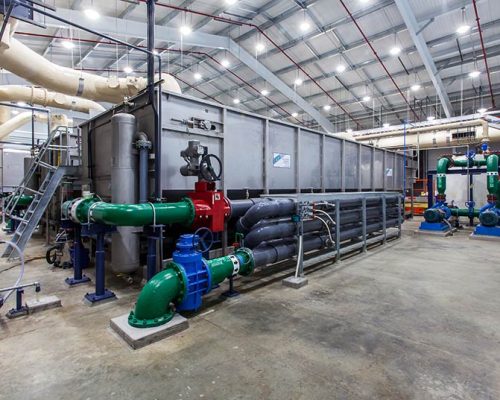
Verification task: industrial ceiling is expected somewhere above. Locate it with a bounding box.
[2,0,499,132]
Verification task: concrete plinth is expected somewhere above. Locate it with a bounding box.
[469,233,500,242]
[282,276,309,289]
[414,228,455,237]
[26,295,62,314]
[110,313,189,349]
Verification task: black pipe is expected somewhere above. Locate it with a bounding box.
[243,205,399,248]
[252,219,398,267]
[229,198,267,219]
[134,132,151,203]
[236,199,296,233]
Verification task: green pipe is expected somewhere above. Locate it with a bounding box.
[452,159,487,168]
[450,208,480,218]
[71,196,195,226]
[436,157,449,195]
[6,194,34,208]
[128,248,255,328]
[486,154,499,197]
[207,248,255,287]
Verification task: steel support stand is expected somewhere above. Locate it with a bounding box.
[382,196,387,244]
[397,195,402,238]
[6,288,28,318]
[82,224,116,304]
[362,198,367,252]
[221,276,239,298]
[65,223,91,286]
[335,200,341,262]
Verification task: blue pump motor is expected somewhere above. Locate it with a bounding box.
[172,234,212,312]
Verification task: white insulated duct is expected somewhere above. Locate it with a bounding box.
[0,112,71,141]
[354,120,497,149]
[0,19,181,103]
[0,86,105,113]
[0,106,10,124]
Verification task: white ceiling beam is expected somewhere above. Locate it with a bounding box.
[394,0,454,118]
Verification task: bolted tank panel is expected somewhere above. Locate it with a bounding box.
[78,90,404,201]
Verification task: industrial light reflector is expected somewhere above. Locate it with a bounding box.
[469,70,481,78]
[61,40,75,49]
[84,8,100,20]
[180,25,192,35]
[456,24,471,35]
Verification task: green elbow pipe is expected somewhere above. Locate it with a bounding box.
[436,157,449,195]
[69,196,196,226]
[128,263,187,328]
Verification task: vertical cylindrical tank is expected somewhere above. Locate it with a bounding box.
[111,113,140,274]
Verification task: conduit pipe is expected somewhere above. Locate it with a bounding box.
[0,86,105,113]
[0,20,181,103]
[472,0,496,108]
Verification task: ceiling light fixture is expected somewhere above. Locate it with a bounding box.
[180,25,192,35]
[61,40,75,49]
[336,64,346,74]
[427,116,436,121]
[362,95,371,102]
[456,24,471,35]
[226,0,237,5]
[456,7,470,35]
[411,83,421,92]
[221,59,230,68]
[255,42,266,52]
[323,104,331,111]
[294,78,303,86]
[123,66,133,74]
[390,46,401,56]
[261,89,269,96]
[291,112,298,118]
[469,70,481,78]
[83,8,100,20]
[194,72,202,81]
[300,21,311,32]
[233,98,240,104]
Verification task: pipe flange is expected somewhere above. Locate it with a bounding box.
[135,139,152,150]
[70,197,87,224]
[128,307,175,328]
[181,197,196,226]
[234,247,254,276]
[165,261,189,304]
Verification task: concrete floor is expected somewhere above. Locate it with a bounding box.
[1,221,499,400]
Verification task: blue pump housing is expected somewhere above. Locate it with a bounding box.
[173,234,212,312]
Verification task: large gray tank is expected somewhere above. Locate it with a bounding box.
[110,113,140,274]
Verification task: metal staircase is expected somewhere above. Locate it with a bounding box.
[2,127,77,259]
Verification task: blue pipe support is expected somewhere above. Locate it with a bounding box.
[82,224,116,304]
[65,224,91,286]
